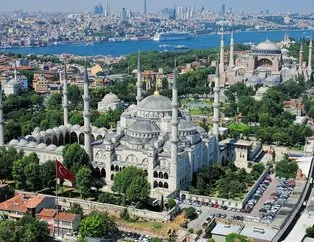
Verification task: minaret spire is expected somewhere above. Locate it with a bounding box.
[213,60,220,140]
[0,85,4,147]
[219,31,225,74]
[308,36,312,75]
[299,41,304,74]
[63,63,69,125]
[136,51,143,104]
[83,61,92,160]
[14,61,17,80]
[170,60,179,192]
[229,31,234,68]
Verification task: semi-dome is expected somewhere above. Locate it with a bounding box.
[137,93,172,112]
[37,143,47,149]
[27,141,37,148]
[197,126,206,134]
[247,76,263,84]
[264,76,280,86]
[128,120,160,134]
[9,139,19,145]
[72,124,81,131]
[102,92,120,103]
[46,144,57,151]
[178,119,196,132]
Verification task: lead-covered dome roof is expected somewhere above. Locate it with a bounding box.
[137,93,172,112]
[102,92,120,103]
[253,40,281,55]
[128,120,160,134]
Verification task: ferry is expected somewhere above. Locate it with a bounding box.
[174,45,188,49]
[153,32,192,41]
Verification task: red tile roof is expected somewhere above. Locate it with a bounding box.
[37,209,78,223]
[36,208,56,219]
[0,194,46,214]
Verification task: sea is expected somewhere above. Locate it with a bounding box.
[2,30,313,57]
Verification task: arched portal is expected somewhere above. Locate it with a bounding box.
[91,134,95,143]
[59,134,64,146]
[111,165,114,171]
[256,58,273,68]
[70,132,78,143]
[52,135,58,146]
[153,171,158,178]
[96,135,102,141]
[159,172,163,179]
[46,138,51,145]
[65,132,70,144]
[115,165,119,172]
[79,133,84,145]
[164,173,169,179]
[101,168,106,178]
[94,167,100,178]
[111,174,114,180]
[158,181,163,188]
[164,182,169,189]
[153,181,158,188]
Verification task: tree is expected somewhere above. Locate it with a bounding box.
[149,238,163,242]
[0,184,14,202]
[66,203,84,217]
[24,161,41,191]
[68,84,82,108]
[112,166,150,205]
[0,147,23,183]
[69,112,84,125]
[79,211,118,238]
[166,198,176,209]
[76,167,93,199]
[306,227,314,238]
[45,93,62,110]
[225,233,251,242]
[40,160,56,188]
[62,143,90,174]
[183,207,196,219]
[275,157,299,179]
[251,163,265,180]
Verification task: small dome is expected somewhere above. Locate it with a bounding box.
[53,127,61,133]
[197,126,206,134]
[18,139,28,147]
[27,141,37,148]
[264,76,280,85]
[255,40,279,51]
[46,129,53,134]
[92,126,99,132]
[102,92,120,103]
[59,125,66,131]
[137,94,172,112]
[9,139,19,145]
[25,135,35,142]
[72,124,81,131]
[97,127,107,134]
[56,146,65,152]
[39,131,47,137]
[46,144,57,151]
[65,123,72,129]
[37,143,47,149]
[128,120,160,134]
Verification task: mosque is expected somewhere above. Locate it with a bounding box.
[210,32,313,88]
[1,56,221,198]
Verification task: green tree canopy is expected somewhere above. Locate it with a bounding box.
[275,156,299,179]
[62,143,90,174]
[79,211,118,238]
[39,160,56,188]
[76,167,93,199]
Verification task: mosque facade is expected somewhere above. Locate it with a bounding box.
[2,57,221,198]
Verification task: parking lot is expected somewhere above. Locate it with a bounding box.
[179,173,302,230]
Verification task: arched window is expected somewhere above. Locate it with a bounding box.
[94,168,100,178]
[153,181,158,188]
[101,168,106,178]
[164,182,169,189]
[111,165,114,171]
[159,172,163,179]
[164,173,169,179]
[115,165,119,172]
[144,170,148,176]
[111,174,114,180]
[153,171,158,178]
[159,181,163,188]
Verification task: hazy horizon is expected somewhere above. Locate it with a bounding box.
[2,0,314,13]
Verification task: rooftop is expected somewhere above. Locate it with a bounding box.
[240,225,278,242]
[0,194,46,213]
[211,223,242,236]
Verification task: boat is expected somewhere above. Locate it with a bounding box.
[153,32,192,41]
[159,44,171,48]
[174,45,189,49]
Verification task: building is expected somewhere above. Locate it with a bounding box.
[211,223,242,242]
[91,64,103,76]
[36,209,81,236]
[0,194,54,220]
[240,225,278,242]
[4,59,220,199]
[283,99,304,116]
[33,74,49,93]
[97,92,124,113]
[143,0,147,14]
[121,8,127,21]
[209,33,313,89]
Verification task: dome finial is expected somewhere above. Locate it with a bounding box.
[154,80,159,95]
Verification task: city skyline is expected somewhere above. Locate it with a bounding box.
[2,0,314,13]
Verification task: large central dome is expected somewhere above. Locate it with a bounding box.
[137,93,172,112]
[255,40,279,51]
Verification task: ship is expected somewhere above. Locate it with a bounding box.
[153,32,192,41]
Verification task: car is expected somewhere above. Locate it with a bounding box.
[221,214,227,218]
[259,208,267,213]
[218,204,224,209]
[202,222,208,228]
[228,207,233,211]
[231,207,237,212]
[213,203,219,208]
[196,210,202,215]
[207,214,215,220]
[222,206,228,210]
[216,213,222,218]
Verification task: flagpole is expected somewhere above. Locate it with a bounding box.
[56,160,60,237]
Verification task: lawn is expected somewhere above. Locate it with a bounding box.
[228,122,249,133]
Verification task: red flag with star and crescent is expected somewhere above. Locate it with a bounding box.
[56,160,75,181]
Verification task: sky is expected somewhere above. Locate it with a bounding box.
[1,0,314,13]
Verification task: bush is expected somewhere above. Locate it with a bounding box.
[188,228,194,234]
[183,207,197,220]
[275,156,298,179]
[180,221,188,228]
[306,227,314,238]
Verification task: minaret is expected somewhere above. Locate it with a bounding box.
[0,86,4,147]
[299,42,304,74]
[213,62,220,140]
[308,37,312,75]
[229,32,234,68]
[219,31,225,74]
[63,63,69,125]
[170,60,179,192]
[14,61,17,80]
[83,62,92,160]
[136,51,143,105]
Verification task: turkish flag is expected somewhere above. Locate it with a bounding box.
[56,160,75,181]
